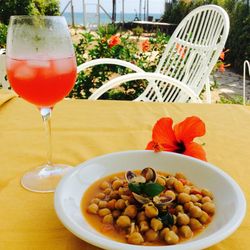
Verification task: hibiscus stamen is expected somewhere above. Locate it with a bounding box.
[175,141,185,154]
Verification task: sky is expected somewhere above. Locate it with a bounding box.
[60,0,165,14]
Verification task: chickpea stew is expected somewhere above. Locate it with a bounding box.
[81,167,215,246]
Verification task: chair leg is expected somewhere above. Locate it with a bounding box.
[205,79,212,104]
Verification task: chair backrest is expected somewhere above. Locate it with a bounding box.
[139,5,229,102]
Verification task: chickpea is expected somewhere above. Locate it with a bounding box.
[98,208,111,217]
[201,188,213,199]
[122,187,130,195]
[118,187,129,196]
[156,176,166,186]
[144,203,158,218]
[112,209,121,219]
[103,188,112,195]
[110,190,120,199]
[100,181,110,190]
[90,198,100,204]
[173,215,177,225]
[184,201,194,212]
[174,179,184,193]
[137,211,147,222]
[112,179,124,190]
[116,215,131,228]
[171,225,178,234]
[127,232,144,245]
[103,214,113,224]
[175,205,184,214]
[124,205,137,219]
[195,194,203,201]
[166,177,176,188]
[139,220,149,232]
[96,192,105,199]
[160,228,170,239]
[201,196,212,204]
[175,172,187,180]
[87,203,99,214]
[189,218,203,230]
[145,229,158,242]
[164,230,179,245]
[98,200,108,209]
[177,213,190,225]
[183,186,191,194]
[189,205,202,218]
[110,176,119,182]
[194,202,202,208]
[190,194,199,203]
[164,190,176,200]
[107,199,116,210]
[178,193,191,204]
[179,225,193,238]
[199,211,210,224]
[115,199,126,210]
[202,202,215,214]
[120,194,130,201]
[151,218,163,231]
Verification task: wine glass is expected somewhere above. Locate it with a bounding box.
[6,16,77,193]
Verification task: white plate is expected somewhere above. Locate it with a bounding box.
[54,150,246,250]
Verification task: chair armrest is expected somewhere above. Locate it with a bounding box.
[89,72,202,103]
[77,58,145,74]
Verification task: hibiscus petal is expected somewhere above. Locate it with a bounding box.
[146,141,163,152]
[184,142,207,161]
[174,116,206,144]
[152,118,178,150]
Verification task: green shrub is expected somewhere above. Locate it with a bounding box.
[69,26,170,100]
[218,95,244,104]
[0,0,32,24]
[0,0,60,25]
[132,26,144,37]
[0,23,8,48]
[226,1,250,72]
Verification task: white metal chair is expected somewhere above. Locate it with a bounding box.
[243,60,250,105]
[0,49,9,89]
[77,5,230,103]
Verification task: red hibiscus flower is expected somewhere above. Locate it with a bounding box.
[146,116,207,161]
[108,35,121,48]
[142,40,150,52]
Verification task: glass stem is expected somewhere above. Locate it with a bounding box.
[40,108,52,166]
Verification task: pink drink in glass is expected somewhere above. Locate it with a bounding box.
[7,56,77,107]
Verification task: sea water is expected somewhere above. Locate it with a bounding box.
[63,12,162,26]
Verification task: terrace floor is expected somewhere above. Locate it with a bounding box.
[211,69,250,103]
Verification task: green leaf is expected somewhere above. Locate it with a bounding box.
[142,183,165,197]
[128,183,142,194]
[158,212,174,227]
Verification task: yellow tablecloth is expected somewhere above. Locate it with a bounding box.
[0,90,249,249]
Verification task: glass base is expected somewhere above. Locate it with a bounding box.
[21,164,73,193]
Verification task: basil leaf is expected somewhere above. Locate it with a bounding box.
[158,212,174,227]
[128,183,142,194]
[142,182,165,197]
